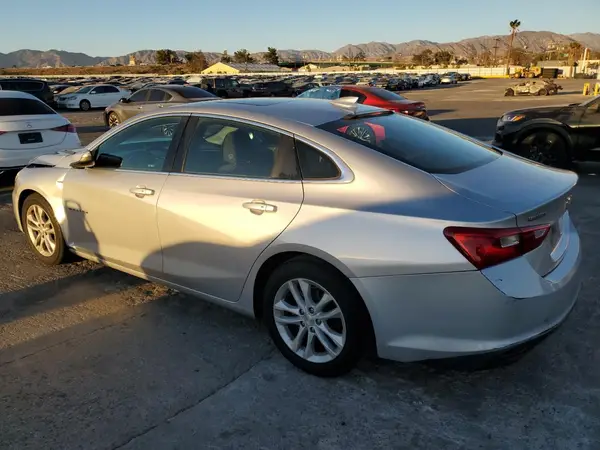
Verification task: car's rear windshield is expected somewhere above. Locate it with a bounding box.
[173,86,217,99]
[317,112,500,174]
[366,88,406,101]
[0,98,55,116]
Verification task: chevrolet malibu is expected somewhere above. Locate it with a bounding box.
[12,98,581,377]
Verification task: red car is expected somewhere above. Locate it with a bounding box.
[298,85,429,120]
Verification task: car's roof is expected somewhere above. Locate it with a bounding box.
[163,97,382,127]
[0,90,40,100]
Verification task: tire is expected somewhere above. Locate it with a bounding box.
[21,193,67,265]
[345,123,377,146]
[79,100,91,111]
[518,131,570,168]
[537,88,548,96]
[263,257,370,377]
[107,112,120,128]
[505,88,515,97]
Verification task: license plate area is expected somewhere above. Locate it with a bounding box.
[19,132,43,144]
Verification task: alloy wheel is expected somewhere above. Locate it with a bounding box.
[108,113,120,128]
[273,278,346,364]
[26,204,56,257]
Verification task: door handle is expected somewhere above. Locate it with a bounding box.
[243,200,277,215]
[137,106,143,110]
[157,104,164,108]
[129,186,155,198]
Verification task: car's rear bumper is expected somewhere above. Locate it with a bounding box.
[0,137,81,169]
[351,218,582,363]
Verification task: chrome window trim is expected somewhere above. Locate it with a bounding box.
[185,113,354,184]
[168,172,301,184]
[86,112,191,150]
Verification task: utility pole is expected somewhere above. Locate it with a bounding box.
[493,38,501,66]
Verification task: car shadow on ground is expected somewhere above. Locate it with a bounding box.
[427,109,456,117]
[433,116,498,137]
[0,266,146,327]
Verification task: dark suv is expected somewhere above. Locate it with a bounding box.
[0,78,53,104]
[201,78,250,98]
[493,95,600,168]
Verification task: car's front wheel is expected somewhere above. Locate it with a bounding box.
[263,257,369,377]
[518,131,570,168]
[108,112,120,128]
[21,193,67,265]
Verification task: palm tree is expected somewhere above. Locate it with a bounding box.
[506,19,521,75]
[568,42,582,65]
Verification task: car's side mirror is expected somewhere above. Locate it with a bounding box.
[94,153,123,169]
[120,97,129,103]
[70,151,95,169]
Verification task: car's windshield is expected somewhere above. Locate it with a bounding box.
[580,95,600,107]
[317,112,500,174]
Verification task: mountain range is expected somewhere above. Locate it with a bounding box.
[1,31,599,68]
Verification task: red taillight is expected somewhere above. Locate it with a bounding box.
[444,225,551,270]
[51,124,77,133]
[0,131,6,136]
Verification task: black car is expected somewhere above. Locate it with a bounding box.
[249,81,293,97]
[492,96,600,168]
[0,78,53,104]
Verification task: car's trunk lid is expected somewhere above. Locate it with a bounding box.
[434,153,577,276]
[0,115,69,149]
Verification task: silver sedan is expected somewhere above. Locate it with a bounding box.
[12,98,582,377]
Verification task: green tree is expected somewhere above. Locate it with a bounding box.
[221,50,232,63]
[233,49,255,64]
[265,47,279,65]
[184,51,208,72]
[156,49,180,65]
[506,19,521,74]
[568,42,582,66]
[434,50,453,66]
[412,49,434,66]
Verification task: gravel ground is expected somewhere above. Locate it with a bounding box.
[0,78,599,450]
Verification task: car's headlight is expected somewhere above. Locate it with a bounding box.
[501,114,526,122]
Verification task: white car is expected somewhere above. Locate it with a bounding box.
[56,84,130,111]
[440,74,458,85]
[0,91,81,171]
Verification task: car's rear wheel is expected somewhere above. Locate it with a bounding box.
[79,100,91,111]
[537,88,548,96]
[21,193,67,265]
[505,88,515,96]
[518,131,570,168]
[108,112,120,128]
[263,257,369,377]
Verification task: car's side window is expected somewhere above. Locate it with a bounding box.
[295,140,341,180]
[95,116,184,172]
[182,118,300,180]
[129,90,148,103]
[104,86,119,94]
[90,86,103,94]
[148,89,167,102]
[340,89,366,103]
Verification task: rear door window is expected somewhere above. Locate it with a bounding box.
[148,89,167,102]
[103,85,120,93]
[0,98,55,116]
[317,112,499,174]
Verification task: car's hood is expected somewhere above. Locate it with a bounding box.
[29,148,86,168]
[504,104,575,118]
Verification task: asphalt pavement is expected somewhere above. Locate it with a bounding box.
[1,79,599,450]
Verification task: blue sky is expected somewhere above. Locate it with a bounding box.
[2,0,597,56]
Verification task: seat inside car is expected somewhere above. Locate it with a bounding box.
[219,129,274,178]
